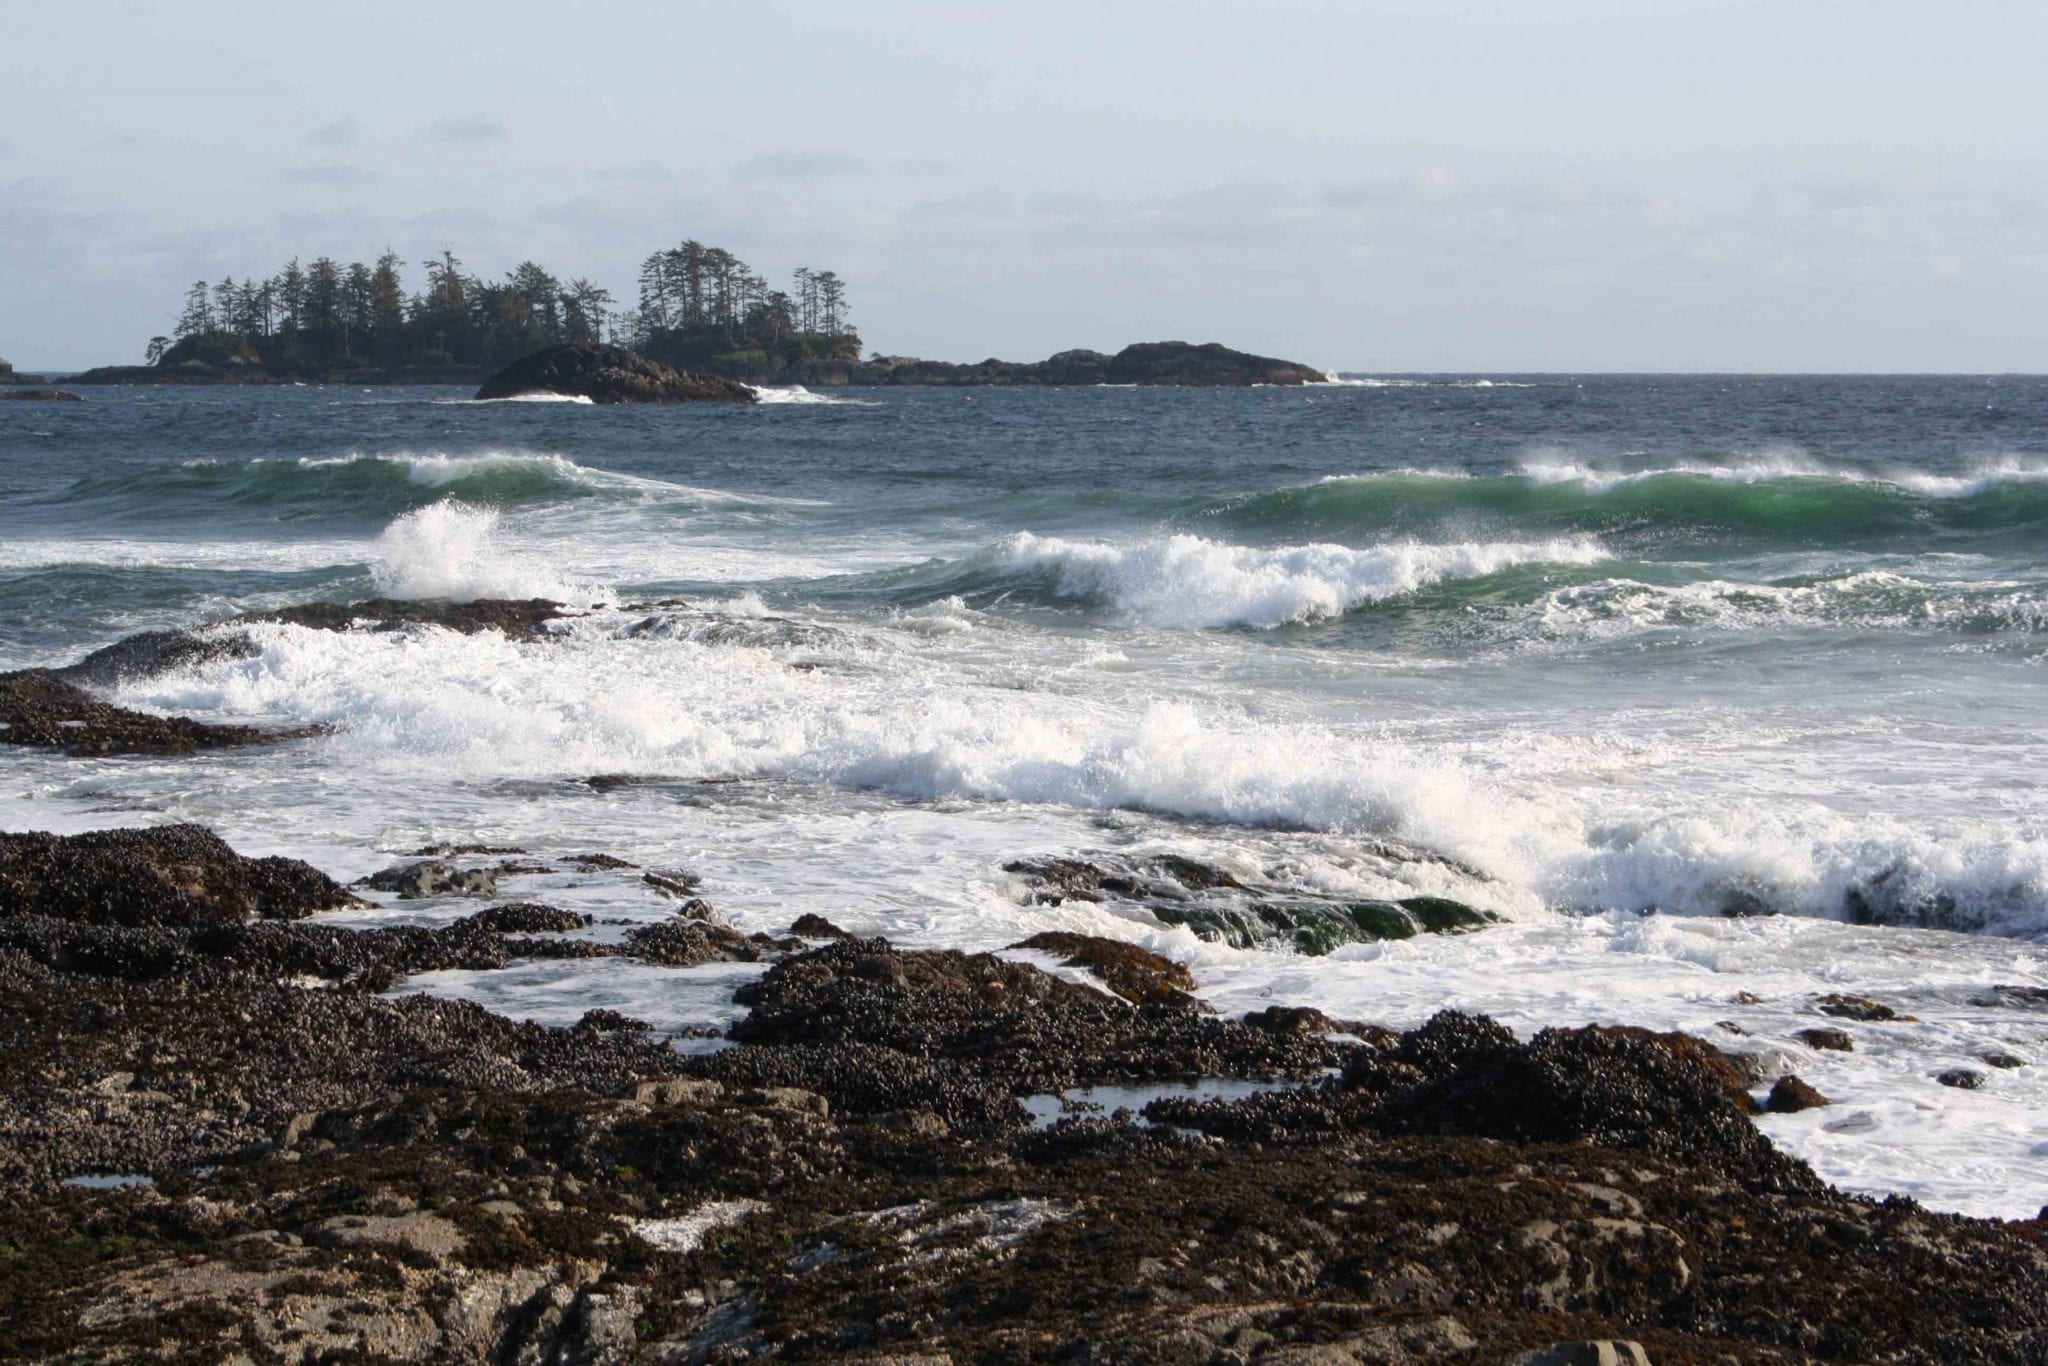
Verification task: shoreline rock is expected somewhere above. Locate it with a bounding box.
[474,343,757,404]
[2,826,2044,1361]
[4,599,571,758]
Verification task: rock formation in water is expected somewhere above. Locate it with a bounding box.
[851,339,1325,386]
[473,343,758,404]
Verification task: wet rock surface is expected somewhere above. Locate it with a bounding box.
[6,600,571,759]
[1,831,2044,1362]
[0,668,317,756]
[358,859,500,900]
[1005,850,1498,955]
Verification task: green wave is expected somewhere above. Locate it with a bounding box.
[1188,468,2048,552]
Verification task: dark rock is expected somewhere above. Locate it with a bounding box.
[642,869,702,898]
[1797,1027,1854,1052]
[253,597,567,638]
[1717,887,1778,918]
[1009,932,1199,1006]
[1936,1068,1986,1090]
[0,388,81,401]
[413,841,527,857]
[1816,993,1911,1022]
[474,343,756,404]
[567,852,637,870]
[1006,851,1497,956]
[1766,1075,1830,1113]
[726,938,1339,1093]
[575,1009,648,1033]
[1991,984,2048,1005]
[1242,1005,1335,1038]
[1982,1052,2027,1069]
[848,340,1324,387]
[358,860,499,900]
[50,627,261,691]
[624,919,760,967]
[462,903,590,934]
[0,669,317,756]
[1373,1016,1800,1181]
[789,913,852,940]
[0,825,360,928]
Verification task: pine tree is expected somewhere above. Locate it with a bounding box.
[174,281,213,340]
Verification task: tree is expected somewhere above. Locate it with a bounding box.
[562,279,613,345]
[815,270,848,337]
[145,336,170,365]
[275,259,307,336]
[370,251,406,359]
[174,281,213,340]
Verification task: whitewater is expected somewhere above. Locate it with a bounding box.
[2,374,2044,1218]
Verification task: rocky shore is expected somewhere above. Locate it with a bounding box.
[474,345,758,405]
[4,600,2045,1360]
[0,818,2043,1362]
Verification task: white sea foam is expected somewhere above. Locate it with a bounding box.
[115,580,2048,939]
[368,499,599,603]
[1518,452,2048,496]
[456,391,595,404]
[1512,571,2048,641]
[749,384,876,406]
[998,531,1608,628]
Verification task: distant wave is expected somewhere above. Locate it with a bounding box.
[857,531,1608,629]
[453,392,595,405]
[1191,458,2048,552]
[749,385,879,407]
[1313,375,1544,388]
[50,451,820,524]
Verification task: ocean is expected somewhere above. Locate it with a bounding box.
[3,374,2044,1218]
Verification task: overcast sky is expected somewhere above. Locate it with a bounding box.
[4,1,2045,371]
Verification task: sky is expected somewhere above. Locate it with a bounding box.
[3,0,2045,371]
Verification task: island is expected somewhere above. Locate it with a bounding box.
[58,239,1324,388]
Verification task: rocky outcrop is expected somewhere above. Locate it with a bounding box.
[0,668,320,756]
[0,387,80,400]
[4,834,2047,1362]
[850,339,1325,387]
[474,343,757,404]
[1006,850,1498,954]
[6,600,571,759]
[0,824,361,927]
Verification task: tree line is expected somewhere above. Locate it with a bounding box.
[150,241,856,377]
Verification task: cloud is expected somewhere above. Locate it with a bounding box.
[305,118,359,148]
[731,151,864,184]
[425,115,508,144]
[586,160,680,186]
[274,162,381,187]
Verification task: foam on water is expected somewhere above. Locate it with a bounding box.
[369,500,601,603]
[749,384,877,406]
[115,569,2048,937]
[997,531,1609,628]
